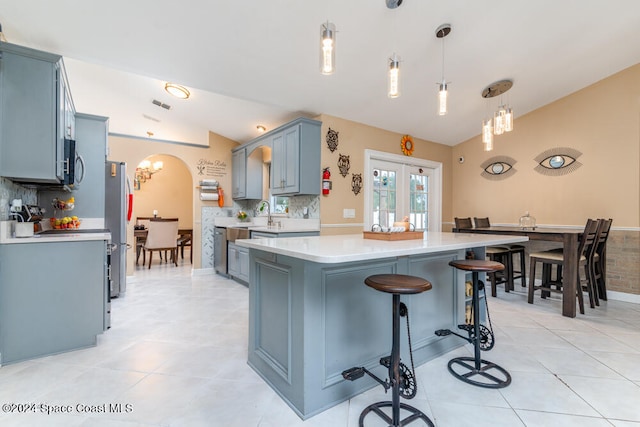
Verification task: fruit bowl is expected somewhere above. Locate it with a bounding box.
[52,198,75,211]
[50,216,81,230]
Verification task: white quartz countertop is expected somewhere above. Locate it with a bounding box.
[0,231,111,244]
[235,232,528,263]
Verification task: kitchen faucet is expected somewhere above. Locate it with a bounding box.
[259,200,273,227]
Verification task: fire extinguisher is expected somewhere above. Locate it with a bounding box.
[322,167,331,195]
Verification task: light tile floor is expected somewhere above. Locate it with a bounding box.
[1,258,639,426]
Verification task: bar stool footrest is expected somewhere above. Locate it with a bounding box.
[447,356,511,389]
[359,401,434,427]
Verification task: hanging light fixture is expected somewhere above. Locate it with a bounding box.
[388,53,401,98]
[482,119,493,150]
[436,24,451,116]
[481,79,514,150]
[320,21,336,75]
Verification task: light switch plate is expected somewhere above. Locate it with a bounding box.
[343,208,356,218]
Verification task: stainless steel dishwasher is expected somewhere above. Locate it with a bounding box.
[214,227,227,275]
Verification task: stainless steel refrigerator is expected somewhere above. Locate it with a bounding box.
[105,161,129,297]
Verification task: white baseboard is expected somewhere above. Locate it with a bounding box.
[192,267,215,276]
[606,290,640,304]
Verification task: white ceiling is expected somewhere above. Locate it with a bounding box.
[1,0,639,147]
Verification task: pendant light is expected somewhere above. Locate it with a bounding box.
[320,21,336,75]
[482,119,493,150]
[388,53,400,98]
[481,79,514,150]
[436,24,451,116]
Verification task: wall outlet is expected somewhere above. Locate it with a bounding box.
[343,208,356,218]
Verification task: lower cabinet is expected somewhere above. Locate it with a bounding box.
[228,242,249,284]
[0,239,107,365]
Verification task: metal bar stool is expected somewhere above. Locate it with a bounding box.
[342,274,435,427]
[440,260,511,388]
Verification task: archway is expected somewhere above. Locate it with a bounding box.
[133,153,194,266]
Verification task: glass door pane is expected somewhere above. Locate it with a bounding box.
[409,172,429,230]
[372,167,397,229]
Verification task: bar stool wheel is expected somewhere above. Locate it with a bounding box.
[359,401,434,427]
[447,356,511,389]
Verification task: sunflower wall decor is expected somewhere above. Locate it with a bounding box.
[401,135,414,156]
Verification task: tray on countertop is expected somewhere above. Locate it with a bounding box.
[363,231,424,241]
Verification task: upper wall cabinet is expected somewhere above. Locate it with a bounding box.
[0,42,74,183]
[231,144,263,200]
[231,117,321,200]
[270,118,321,196]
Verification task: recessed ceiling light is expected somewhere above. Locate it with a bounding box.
[164,83,190,99]
[256,125,267,133]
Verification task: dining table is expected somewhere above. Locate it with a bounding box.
[454,226,588,318]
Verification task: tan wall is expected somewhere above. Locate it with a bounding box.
[451,64,640,228]
[133,154,193,229]
[108,132,238,273]
[318,114,453,235]
[451,64,640,294]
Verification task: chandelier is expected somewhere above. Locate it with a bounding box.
[481,79,514,151]
[135,159,163,184]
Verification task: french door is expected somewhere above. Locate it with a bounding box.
[365,150,442,232]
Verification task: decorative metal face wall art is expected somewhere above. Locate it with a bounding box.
[351,173,363,195]
[326,128,339,152]
[534,147,582,176]
[480,155,517,180]
[337,154,350,177]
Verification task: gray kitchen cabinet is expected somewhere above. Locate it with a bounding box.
[270,118,321,196]
[227,241,249,284]
[0,42,73,183]
[0,239,107,365]
[39,114,108,218]
[231,144,263,200]
[231,117,321,199]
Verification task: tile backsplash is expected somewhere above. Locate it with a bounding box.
[0,178,38,220]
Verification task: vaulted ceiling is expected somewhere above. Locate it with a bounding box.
[1,0,639,147]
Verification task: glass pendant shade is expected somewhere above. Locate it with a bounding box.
[388,55,400,98]
[438,82,448,115]
[494,106,506,135]
[320,22,336,75]
[505,107,514,132]
[482,118,493,147]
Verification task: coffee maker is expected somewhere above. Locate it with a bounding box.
[9,199,45,235]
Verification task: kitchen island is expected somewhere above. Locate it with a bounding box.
[235,231,528,419]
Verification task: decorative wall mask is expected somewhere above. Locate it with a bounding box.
[480,156,517,180]
[351,173,363,195]
[337,154,350,177]
[326,128,339,152]
[534,147,582,176]
[400,134,414,156]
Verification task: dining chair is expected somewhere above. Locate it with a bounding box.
[474,217,527,292]
[454,217,473,230]
[527,218,599,314]
[143,219,179,269]
[135,217,152,265]
[177,231,192,263]
[591,218,612,303]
